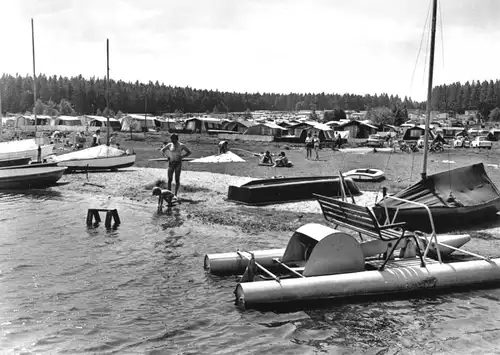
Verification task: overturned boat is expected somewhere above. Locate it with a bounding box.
[46,144,136,172]
[227,176,360,205]
[203,222,500,309]
[374,163,500,233]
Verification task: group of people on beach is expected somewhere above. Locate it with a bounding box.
[304,132,321,160]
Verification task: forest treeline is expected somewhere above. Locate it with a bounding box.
[0,74,499,119]
[0,73,423,116]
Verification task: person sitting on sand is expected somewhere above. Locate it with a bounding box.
[75,131,86,150]
[218,140,228,154]
[274,152,289,167]
[152,186,176,212]
[91,129,101,147]
[260,151,273,164]
[160,134,192,199]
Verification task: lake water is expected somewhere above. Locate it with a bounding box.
[2,190,500,354]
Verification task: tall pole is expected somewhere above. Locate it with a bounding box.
[144,85,147,136]
[32,18,37,133]
[0,80,3,130]
[421,0,438,180]
[106,38,110,146]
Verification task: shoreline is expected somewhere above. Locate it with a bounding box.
[50,167,382,234]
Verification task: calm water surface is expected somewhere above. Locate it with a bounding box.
[2,190,500,354]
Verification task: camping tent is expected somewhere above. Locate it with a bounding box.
[221,120,255,133]
[88,116,122,131]
[185,117,222,132]
[57,116,83,126]
[288,121,335,141]
[243,122,287,136]
[120,114,162,132]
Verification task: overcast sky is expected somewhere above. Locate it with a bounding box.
[1,0,499,102]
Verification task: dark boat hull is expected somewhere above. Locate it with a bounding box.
[228,176,361,205]
[374,163,500,233]
[374,200,500,233]
[0,157,31,167]
[0,166,67,189]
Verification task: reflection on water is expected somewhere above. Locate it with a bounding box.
[2,190,500,354]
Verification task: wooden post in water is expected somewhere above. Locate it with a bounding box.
[421,0,438,180]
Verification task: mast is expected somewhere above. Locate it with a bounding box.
[0,80,3,129]
[421,0,438,180]
[106,38,110,146]
[32,18,37,133]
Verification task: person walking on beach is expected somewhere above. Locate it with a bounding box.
[305,132,313,159]
[160,134,192,199]
[313,134,320,160]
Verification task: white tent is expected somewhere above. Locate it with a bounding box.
[120,114,161,132]
[57,116,83,126]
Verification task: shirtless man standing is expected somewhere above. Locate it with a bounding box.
[160,134,192,199]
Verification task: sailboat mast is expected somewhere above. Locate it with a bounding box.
[421,0,438,180]
[106,39,110,146]
[32,18,37,132]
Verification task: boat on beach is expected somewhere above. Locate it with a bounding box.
[0,165,67,189]
[374,163,500,233]
[0,139,54,161]
[0,157,32,167]
[343,168,385,182]
[46,144,136,172]
[227,175,360,205]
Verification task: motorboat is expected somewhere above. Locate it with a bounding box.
[46,144,136,172]
[0,165,67,189]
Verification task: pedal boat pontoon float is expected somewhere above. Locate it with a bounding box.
[204,197,500,309]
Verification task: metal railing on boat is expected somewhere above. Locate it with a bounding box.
[381,195,491,263]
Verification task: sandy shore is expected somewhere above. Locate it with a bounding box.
[52,167,382,233]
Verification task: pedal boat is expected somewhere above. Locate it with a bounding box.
[203,223,500,309]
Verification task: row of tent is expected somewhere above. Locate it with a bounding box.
[3,113,468,142]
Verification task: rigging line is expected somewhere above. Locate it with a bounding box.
[410,0,432,90]
[438,0,445,68]
[422,11,432,86]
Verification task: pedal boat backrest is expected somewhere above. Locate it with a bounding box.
[281,223,365,277]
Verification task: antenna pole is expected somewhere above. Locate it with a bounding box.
[106,38,110,146]
[421,0,438,180]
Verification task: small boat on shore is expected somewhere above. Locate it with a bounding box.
[343,168,385,182]
[227,176,360,205]
[46,145,136,172]
[0,139,54,161]
[0,157,32,167]
[0,165,67,189]
[374,163,500,233]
